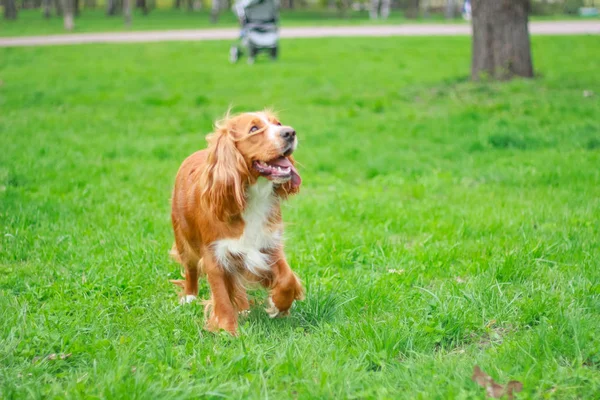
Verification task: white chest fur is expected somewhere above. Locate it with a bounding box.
[212,178,282,275]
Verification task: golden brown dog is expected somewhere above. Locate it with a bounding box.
[170,111,304,334]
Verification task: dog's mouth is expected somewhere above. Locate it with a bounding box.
[253,156,301,188]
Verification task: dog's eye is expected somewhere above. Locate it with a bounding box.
[249,126,259,133]
[275,122,282,126]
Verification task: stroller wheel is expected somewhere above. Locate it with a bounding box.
[229,46,240,64]
[248,44,257,64]
[270,46,278,60]
[248,44,258,64]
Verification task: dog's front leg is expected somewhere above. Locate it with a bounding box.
[265,250,304,318]
[203,252,238,334]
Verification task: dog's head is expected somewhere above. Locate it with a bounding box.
[200,111,301,220]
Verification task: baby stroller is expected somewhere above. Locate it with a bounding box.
[230,0,280,64]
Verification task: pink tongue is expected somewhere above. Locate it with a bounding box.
[269,156,302,188]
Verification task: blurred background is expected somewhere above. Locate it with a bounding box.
[1,0,600,397]
[1,0,599,35]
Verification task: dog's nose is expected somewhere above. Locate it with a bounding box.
[279,127,296,141]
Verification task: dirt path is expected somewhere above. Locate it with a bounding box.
[1,21,598,47]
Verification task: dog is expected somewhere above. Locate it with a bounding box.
[169,111,304,334]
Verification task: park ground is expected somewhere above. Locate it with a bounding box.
[1,35,599,398]
[1,8,599,37]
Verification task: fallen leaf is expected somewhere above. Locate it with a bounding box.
[47,353,57,360]
[506,381,523,398]
[60,353,72,360]
[583,90,594,98]
[485,319,497,328]
[472,365,523,399]
[455,276,466,283]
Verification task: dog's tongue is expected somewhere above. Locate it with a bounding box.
[270,156,302,188]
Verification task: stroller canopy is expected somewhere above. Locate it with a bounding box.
[233,0,279,24]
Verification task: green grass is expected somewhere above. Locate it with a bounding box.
[1,8,597,37]
[1,36,599,398]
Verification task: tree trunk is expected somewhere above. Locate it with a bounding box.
[74,0,80,15]
[4,0,18,20]
[136,0,149,13]
[405,0,419,18]
[84,0,97,8]
[369,0,379,19]
[445,0,455,18]
[107,0,119,15]
[43,0,52,17]
[123,0,131,25]
[421,0,429,17]
[471,0,534,81]
[62,0,74,30]
[54,0,63,15]
[210,0,220,22]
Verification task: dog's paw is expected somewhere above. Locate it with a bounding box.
[179,295,197,305]
[265,297,290,318]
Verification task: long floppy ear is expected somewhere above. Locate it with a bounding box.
[200,129,249,220]
[276,155,300,199]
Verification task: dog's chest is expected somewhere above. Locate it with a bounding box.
[213,179,281,275]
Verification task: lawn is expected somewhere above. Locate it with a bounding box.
[0,8,596,37]
[1,36,599,398]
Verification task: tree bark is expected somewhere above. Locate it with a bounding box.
[62,0,74,30]
[54,0,63,15]
[405,0,419,18]
[471,0,534,80]
[136,0,149,14]
[106,0,119,15]
[445,0,455,18]
[123,0,131,25]
[370,0,390,19]
[43,0,52,17]
[4,0,18,20]
[210,0,220,22]
[74,0,80,15]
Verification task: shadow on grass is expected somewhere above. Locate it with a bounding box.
[239,286,353,334]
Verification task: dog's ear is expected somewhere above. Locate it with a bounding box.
[200,128,249,220]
